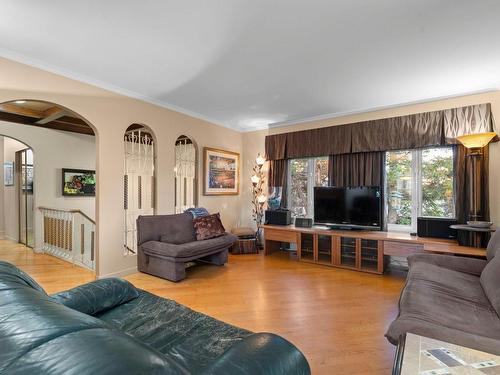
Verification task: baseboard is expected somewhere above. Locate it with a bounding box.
[98,266,138,279]
[33,246,44,254]
[4,235,17,242]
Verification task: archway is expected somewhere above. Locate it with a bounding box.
[0,100,98,271]
[123,123,156,255]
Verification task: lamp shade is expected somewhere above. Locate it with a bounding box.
[251,174,260,184]
[456,132,497,149]
[255,153,266,166]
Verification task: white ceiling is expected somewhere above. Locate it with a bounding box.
[0,1,499,132]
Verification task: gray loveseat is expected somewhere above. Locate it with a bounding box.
[386,230,500,354]
[137,213,237,282]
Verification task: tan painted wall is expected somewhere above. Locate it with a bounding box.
[1,55,498,276]
[240,91,500,228]
[0,57,242,278]
[0,126,96,249]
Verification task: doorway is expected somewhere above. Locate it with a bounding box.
[16,148,34,248]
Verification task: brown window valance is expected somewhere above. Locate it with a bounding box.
[444,104,494,144]
[264,133,287,160]
[265,103,494,160]
[351,110,443,153]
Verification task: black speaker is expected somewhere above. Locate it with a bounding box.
[417,217,457,239]
[295,217,313,228]
[265,210,292,226]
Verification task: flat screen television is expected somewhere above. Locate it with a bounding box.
[314,186,382,230]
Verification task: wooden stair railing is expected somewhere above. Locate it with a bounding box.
[39,207,96,270]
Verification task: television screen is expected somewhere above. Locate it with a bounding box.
[314,186,381,229]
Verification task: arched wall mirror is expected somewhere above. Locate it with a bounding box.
[175,135,198,213]
[124,124,156,255]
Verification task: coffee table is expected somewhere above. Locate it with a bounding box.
[393,333,500,375]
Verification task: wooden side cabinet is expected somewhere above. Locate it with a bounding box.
[260,224,486,276]
[298,232,385,274]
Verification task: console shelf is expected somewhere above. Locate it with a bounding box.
[260,224,487,275]
[295,232,386,274]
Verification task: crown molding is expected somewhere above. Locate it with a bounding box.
[0,47,237,131]
[268,88,500,130]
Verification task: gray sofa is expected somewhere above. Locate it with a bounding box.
[137,213,237,282]
[386,230,500,354]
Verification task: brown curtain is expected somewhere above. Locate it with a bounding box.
[351,111,444,153]
[285,124,351,158]
[454,144,490,224]
[445,104,494,144]
[268,159,288,208]
[265,133,287,160]
[328,152,385,188]
[264,103,493,160]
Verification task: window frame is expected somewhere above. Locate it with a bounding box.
[287,156,328,217]
[386,146,455,233]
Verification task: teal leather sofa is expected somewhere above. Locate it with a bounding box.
[0,261,310,374]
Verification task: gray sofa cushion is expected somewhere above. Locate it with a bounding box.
[487,230,500,262]
[143,234,237,259]
[138,213,196,245]
[386,261,500,347]
[481,254,500,317]
[407,253,487,276]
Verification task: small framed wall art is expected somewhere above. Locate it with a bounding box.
[3,162,14,186]
[62,168,96,196]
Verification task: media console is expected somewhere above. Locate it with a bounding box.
[260,224,486,275]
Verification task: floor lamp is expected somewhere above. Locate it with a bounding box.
[456,131,497,223]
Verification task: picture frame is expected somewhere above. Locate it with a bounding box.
[3,162,14,186]
[203,147,239,195]
[62,168,96,197]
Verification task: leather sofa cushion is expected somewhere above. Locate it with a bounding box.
[193,213,226,240]
[51,278,139,316]
[386,261,500,346]
[481,254,500,317]
[0,260,45,294]
[8,327,187,375]
[97,289,252,373]
[143,233,237,259]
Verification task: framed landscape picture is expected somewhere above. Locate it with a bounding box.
[62,168,96,196]
[203,147,239,195]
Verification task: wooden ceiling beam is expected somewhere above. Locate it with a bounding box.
[0,111,94,136]
[35,107,67,125]
[0,103,44,118]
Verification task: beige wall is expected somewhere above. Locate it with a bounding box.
[1,55,498,277]
[0,125,96,249]
[241,91,500,227]
[2,137,27,240]
[0,57,242,278]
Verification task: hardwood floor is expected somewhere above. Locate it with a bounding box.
[0,240,95,293]
[0,240,406,374]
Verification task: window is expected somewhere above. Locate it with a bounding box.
[288,157,328,217]
[386,147,454,232]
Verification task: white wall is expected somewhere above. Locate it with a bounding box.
[0,122,96,249]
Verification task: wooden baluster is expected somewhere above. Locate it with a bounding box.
[80,223,85,255]
[90,231,95,262]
